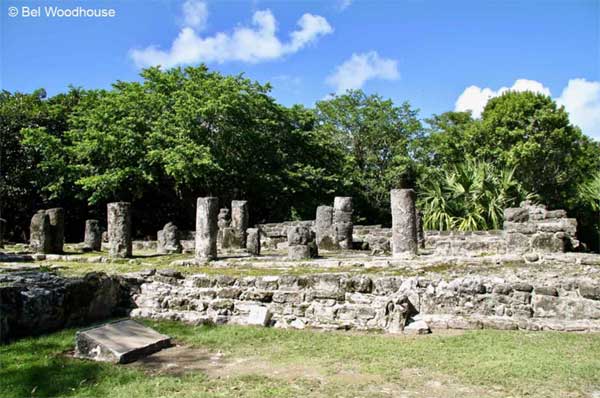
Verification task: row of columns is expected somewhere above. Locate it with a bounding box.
[28,189,420,259]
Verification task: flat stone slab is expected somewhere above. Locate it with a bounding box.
[75,319,171,364]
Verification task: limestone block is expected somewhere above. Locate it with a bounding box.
[84,219,102,251]
[107,202,132,258]
[157,222,182,254]
[246,228,261,256]
[390,189,418,257]
[247,305,272,326]
[30,210,52,253]
[46,208,64,254]
[503,207,529,222]
[195,197,218,260]
[75,319,171,364]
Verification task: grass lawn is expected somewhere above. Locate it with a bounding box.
[2,321,600,398]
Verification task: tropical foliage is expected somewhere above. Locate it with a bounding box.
[417,159,529,231]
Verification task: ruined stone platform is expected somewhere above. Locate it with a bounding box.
[75,319,171,364]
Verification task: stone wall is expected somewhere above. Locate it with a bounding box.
[503,202,579,253]
[3,266,600,343]
[129,271,600,332]
[0,271,132,343]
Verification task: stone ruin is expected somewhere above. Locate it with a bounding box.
[157,222,182,254]
[195,197,218,261]
[3,188,600,344]
[314,196,354,251]
[29,208,64,254]
[287,224,318,259]
[107,202,132,258]
[391,189,418,257]
[503,201,579,253]
[20,192,582,262]
[84,219,102,251]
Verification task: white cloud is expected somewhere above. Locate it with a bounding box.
[337,0,352,11]
[455,79,551,118]
[326,51,399,93]
[131,5,332,68]
[556,79,600,140]
[455,78,600,139]
[182,0,208,30]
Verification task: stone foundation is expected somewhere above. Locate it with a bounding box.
[129,268,600,333]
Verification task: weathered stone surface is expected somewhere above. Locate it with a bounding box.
[404,320,431,335]
[0,271,130,343]
[287,225,318,259]
[247,305,272,326]
[288,225,311,246]
[416,210,425,249]
[217,208,231,229]
[333,197,353,249]
[504,207,529,222]
[30,211,52,254]
[315,205,337,250]
[391,189,418,257]
[288,244,312,260]
[107,202,132,258]
[246,228,261,256]
[231,200,249,248]
[75,320,171,363]
[157,222,182,254]
[46,208,65,254]
[195,197,218,260]
[84,219,102,251]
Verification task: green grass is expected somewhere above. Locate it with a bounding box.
[2,321,599,398]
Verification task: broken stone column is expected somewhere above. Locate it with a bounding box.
[333,197,353,249]
[195,197,218,260]
[315,205,337,250]
[231,200,249,248]
[157,222,182,254]
[217,208,231,248]
[84,219,102,251]
[30,210,52,253]
[391,189,418,257]
[107,202,132,258]
[246,228,261,256]
[46,208,65,254]
[416,209,425,249]
[287,225,318,259]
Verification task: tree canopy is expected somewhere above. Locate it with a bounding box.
[1,65,598,250]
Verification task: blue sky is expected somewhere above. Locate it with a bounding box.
[2,0,599,138]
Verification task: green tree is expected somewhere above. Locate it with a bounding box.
[315,90,422,221]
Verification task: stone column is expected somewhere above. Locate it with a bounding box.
[195,197,218,260]
[246,228,261,256]
[157,222,182,254]
[315,205,336,250]
[84,219,102,251]
[287,225,318,259]
[333,197,353,249]
[231,200,249,248]
[46,208,64,254]
[416,209,425,249]
[391,189,418,257]
[30,210,52,253]
[107,202,132,258]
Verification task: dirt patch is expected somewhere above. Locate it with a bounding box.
[129,343,507,397]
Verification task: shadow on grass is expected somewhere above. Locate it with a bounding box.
[1,356,105,397]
